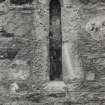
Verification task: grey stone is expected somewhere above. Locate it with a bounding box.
[0,0,105,104]
[86,71,95,81]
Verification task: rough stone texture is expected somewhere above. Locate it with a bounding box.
[1,0,105,105]
[62,2,83,82]
[0,0,37,95]
[30,1,49,88]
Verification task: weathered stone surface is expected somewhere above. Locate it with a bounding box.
[0,1,9,14]
[34,3,49,41]
[86,15,105,41]
[86,71,95,81]
[0,0,105,105]
[31,41,49,88]
[4,11,33,37]
[10,0,33,5]
[44,81,66,93]
[10,82,19,93]
[8,60,30,81]
[61,1,84,83]
[39,0,47,4]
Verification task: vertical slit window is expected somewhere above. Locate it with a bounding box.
[49,0,62,81]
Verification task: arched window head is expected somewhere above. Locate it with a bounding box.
[47,0,63,7]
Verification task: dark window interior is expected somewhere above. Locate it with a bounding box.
[49,0,62,81]
[10,0,33,5]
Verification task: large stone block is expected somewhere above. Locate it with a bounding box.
[86,71,95,81]
[62,6,81,42]
[31,41,49,85]
[0,1,9,14]
[3,10,33,37]
[86,15,105,41]
[8,60,30,81]
[44,81,67,93]
[62,42,83,81]
[63,0,71,5]
[39,0,47,4]
[34,4,49,41]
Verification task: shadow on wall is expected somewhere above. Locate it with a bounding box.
[10,0,33,5]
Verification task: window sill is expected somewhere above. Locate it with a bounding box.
[44,81,67,93]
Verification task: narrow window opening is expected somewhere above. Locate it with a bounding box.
[49,0,62,81]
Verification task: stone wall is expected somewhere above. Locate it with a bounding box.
[0,0,105,105]
[62,0,105,104]
[0,1,34,94]
[32,1,49,84]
